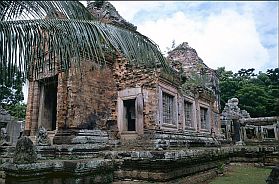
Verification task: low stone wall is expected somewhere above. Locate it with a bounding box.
[111,146,278,182]
[1,145,278,183]
[118,129,221,151]
[1,159,114,184]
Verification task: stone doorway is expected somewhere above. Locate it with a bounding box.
[232,120,240,142]
[38,76,58,131]
[123,99,136,131]
[245,128,256,139]
[117,88,144,138]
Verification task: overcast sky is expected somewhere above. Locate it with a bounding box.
[110,1,278,73]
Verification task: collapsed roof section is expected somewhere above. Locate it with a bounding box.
[87,1,137,31]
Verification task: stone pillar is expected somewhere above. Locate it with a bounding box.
[243,127,247,141]
[30,81,40,136]
[56,72,68,130]
[37,85,45,128]
[233,120,241,142]
[274,127,278,140]
[192,101,198,131]
[135,93,144,135]
[25,81,34,135]
[195,99,200,132]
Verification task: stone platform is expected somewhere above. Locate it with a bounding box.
[1,145,279,183]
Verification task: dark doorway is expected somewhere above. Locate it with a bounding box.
[221,125,227,139]
[246,128,256,139]
[232,120,241,142]
[39,76,58,131]
[264,128,275,139]
[123,99,136,131]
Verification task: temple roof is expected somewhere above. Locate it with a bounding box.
[166,42,209,74]
[87,1,137,31]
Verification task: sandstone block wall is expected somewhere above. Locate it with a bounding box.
[61,62,118,130]
[113,57,160,130]
[25,53,221,145]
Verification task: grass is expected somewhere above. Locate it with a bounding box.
[210,165,272,184]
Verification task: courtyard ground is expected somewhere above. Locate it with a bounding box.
[209,164,272,184]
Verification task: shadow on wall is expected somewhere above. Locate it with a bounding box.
[77,112,98,129]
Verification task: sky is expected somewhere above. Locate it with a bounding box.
[23,1,278,103]
[109,1,278,73]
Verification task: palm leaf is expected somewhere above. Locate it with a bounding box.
[0,18,170,83]
[0,1,172,84]
[0,1,95,21]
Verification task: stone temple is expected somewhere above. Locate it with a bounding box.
[1,1,278,184]
[24,1,222,149]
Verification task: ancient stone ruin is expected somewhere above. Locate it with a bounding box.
[221,98,279,145]
[23,1,223,150]
[13,136,37,164]
[25,40,222,149]
[0,1,278,184]
[0,106,23,146]
[36,126,51,146]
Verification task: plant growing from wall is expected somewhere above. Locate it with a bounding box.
[181,69,212,95]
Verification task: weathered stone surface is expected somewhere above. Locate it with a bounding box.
[2,158,114,184]
[167,42,207,74]
[5,121,22,146]
[36,127,51,146]
[221,98,250,120]
[87,1,137,31]
[13,136,37,164]
[0,106,12,125]
[1,145,279,183]
[221,98,278,145]
[267,166,279,184]
[242,116,279,126]
[0,106,22,146]
[0,128,8,146]
[25,45,222,148]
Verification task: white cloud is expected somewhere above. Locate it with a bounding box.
[109,1,277,72]
[137,9,269,72]
[111,1,173,22]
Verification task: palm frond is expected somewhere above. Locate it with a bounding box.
[0,19,169,83]
[0,1,95,21]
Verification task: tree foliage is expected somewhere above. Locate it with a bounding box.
[0,65,26,120]
[217,67,279,117]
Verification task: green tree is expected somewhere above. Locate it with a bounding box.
[236,83,270,117]
[4,103,27,120]
[0,65,26,120]
[265,68,279,115]
[218,67,279,117]
[0,67,24,105]
[216,67,240,108]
